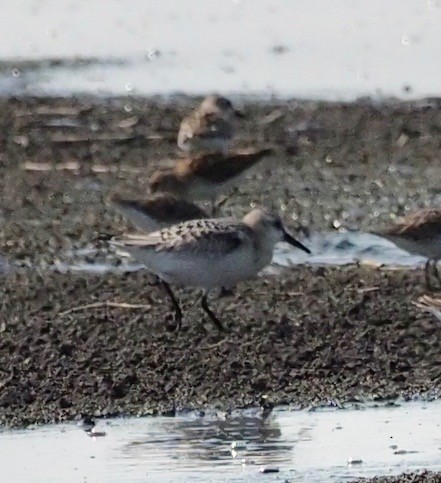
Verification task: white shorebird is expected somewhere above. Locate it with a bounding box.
[110,194,231,297]
[110,193,208,232]
[111,208,310,331]
[371,208,441,289]
[177,95,243,155]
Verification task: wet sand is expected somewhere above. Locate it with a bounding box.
[0,96,440,431]
[1,262,440,429]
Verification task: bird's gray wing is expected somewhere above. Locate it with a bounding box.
[112,220,251,255]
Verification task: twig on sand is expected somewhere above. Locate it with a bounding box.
[91,164,143,174]
[412,295,441,322]
[356,286,380,294]
[200,339,230,350]
[15,106,87,117]
[59,301,151,316]
[21,161,144,174]
[21,161,81,171]
[49,132,165,143]
[50,132,138,143]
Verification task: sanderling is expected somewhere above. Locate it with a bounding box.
[371,208,441,289]
[110,208,310,331]
[149,148,274,213]
[177,95,243,155]
[110,193,208,232]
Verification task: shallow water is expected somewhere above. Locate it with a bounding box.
[55,230,425,275]
[1,401,440,482]
[275,231,425,268]
[1,0,441,99]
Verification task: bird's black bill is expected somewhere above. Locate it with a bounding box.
[283,231,311,254]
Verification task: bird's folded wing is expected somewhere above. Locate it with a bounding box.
[375,210,441,241]
[182,149,273,183]
[112,195,206,221]
[112,224,250,255]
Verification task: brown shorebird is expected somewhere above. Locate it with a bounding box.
[149,148,274,213]
[110,193,207,232]
[371,208,441,289]
[177,95,243,155]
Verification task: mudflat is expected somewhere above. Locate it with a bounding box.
[0,96,440,430]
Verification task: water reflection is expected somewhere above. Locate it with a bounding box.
[115,402,441,480]
[1,402,441,482]
[123,409,295,466]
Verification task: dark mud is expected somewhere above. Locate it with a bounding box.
[0,97,440,431]
[0,265,440,427]
[353,470,441,482]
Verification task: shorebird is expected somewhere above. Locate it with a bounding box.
[149,148,274,213]
[110,193,208,232]
[177,94,243,155]
[111,208,310,331]
[371,208,441,289]
[110,194,233,297]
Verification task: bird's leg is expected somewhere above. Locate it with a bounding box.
[429,259,441,290]
[210,196,218,217]
[200,290,227,332]
[218,286,235,298]
[433,259,441,288]
[159,279,182,330]
[425,259,437,291]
